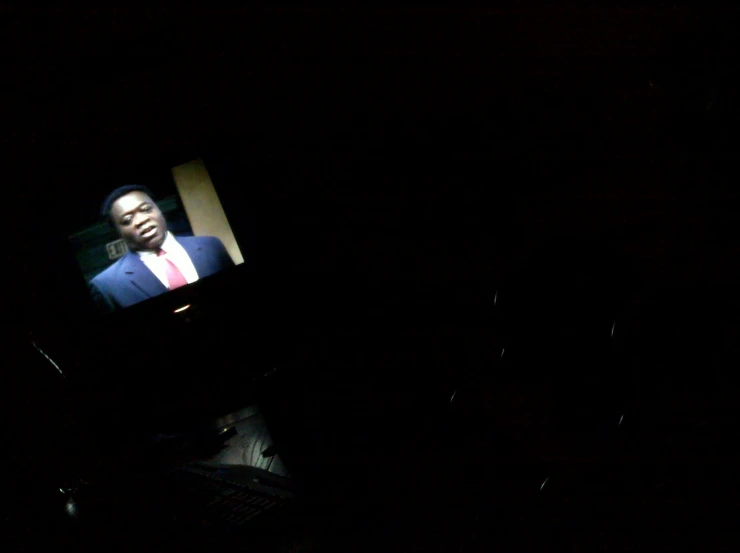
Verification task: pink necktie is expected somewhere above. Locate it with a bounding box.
[157,249,188,290]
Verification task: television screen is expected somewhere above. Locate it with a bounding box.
[68,158,246,313]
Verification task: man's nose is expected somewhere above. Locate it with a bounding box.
[134,214,151,228]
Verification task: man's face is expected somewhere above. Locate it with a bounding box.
[110,191,168,251]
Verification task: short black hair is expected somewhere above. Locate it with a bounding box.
[101,184,155,221]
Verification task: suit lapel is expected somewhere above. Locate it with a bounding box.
[120,252,168,297]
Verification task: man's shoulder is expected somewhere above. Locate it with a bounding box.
[89,255,129,285]
[177,235,222,248]
[177,234,219,243]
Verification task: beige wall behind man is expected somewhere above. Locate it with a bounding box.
[171,158,244,265]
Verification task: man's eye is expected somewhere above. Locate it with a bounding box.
[121,218,132,225]
[141,205,151,212]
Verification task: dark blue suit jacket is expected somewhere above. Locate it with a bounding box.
[89,236,235,312]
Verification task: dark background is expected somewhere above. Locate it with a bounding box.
[5,6,740,291]
[5,5,740,551]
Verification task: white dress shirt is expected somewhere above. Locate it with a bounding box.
[136,232,200,289]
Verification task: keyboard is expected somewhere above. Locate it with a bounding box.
[169,462,295,529]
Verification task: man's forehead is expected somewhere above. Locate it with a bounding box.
[112,191,153,213]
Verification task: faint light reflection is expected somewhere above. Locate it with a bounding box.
[450,390,457,404]
[173,304,191,314]
[500,348,505,359]
[30,338,65,378]
[619,414,624,426]
[540,477,549,491]
[611,321,616,339]
[65,498,78,518]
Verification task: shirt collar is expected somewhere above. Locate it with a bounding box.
[136,232,177,258]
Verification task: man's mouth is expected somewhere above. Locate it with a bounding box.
[140,225,158,240]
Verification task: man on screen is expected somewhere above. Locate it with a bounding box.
[89,185,235,312]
